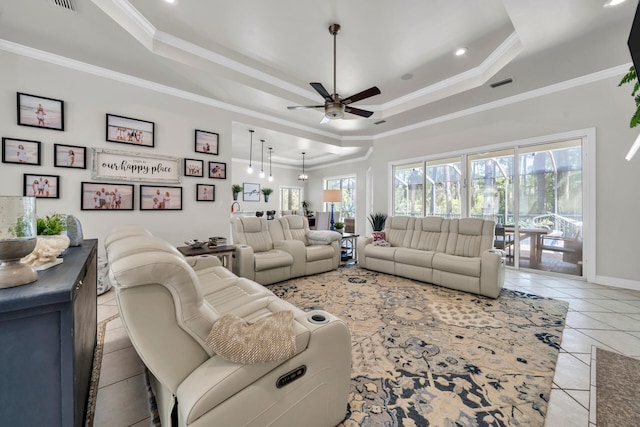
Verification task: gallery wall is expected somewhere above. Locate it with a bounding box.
[0,52,237,252]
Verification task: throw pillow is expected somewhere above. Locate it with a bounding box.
[372,231,386,241]
[205,311,296,364]
[306,230,342,245]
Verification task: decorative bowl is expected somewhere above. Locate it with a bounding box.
[184,239,207,249]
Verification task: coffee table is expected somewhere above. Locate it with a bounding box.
[176,244,236,271]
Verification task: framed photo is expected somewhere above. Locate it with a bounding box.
[17,92,64,131]
[81,182,134,210]
[106,114,155,147]
[208,161,227,179]
[140,185,183,210]
[195,130,219,155]
[24,174,60,199]
[197,184,215,201]
[243,182,260,202]
[2,138,41,165]
[54,144,86,169]
[184,158,204,177]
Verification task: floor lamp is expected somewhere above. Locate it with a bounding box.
[323,189,341,230]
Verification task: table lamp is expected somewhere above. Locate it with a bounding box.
[323,189,341,230]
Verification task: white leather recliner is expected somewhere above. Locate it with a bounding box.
[105,227,351,427]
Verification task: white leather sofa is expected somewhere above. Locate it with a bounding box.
[105,226,351,427]
[357,216,505,298]
[231,216,341,285]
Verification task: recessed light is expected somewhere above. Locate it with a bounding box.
[165,0,176,4]
[604,0,626,7]
[401,73,413,80]
[455,47,468,56]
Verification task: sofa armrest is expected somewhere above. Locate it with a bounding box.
[357,236,373,267]
[480,249,505,298]
[274,240,306,277]
[185,255,223,270]
[233,245,256,280]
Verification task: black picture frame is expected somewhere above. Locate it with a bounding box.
[208,161,227,179]
[81,181,134,210]
[184,158,204,177]
[140,185,183,210]
[17,92,64,131]
[54,143,87,169]
[106,114,155,147]
[24,173,60,199]
[243,182,260,202]
[197,184,215,202]
[2,137,41,165]
[195,129,219,155]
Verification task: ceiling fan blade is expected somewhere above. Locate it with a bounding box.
[345,106,374,118]
[342,86,381,105]
[287,105,324,110]
[310,82,334,102]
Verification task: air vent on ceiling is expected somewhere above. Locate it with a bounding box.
[48,0,77,13]
[490,78,513,88]
[374,120,387,125]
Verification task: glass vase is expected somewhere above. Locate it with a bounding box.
[0,196,38,288]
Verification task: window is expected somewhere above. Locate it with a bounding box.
[425,157,462,218]
[280,187,301,211]
[468,150,514,223]
[393,163,423,216]
[325,176,356,218]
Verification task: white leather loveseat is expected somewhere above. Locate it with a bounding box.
[358,216,505,298]
[105,226,351,427]
[231,216,341,285]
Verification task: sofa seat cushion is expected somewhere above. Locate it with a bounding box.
[363,244,397,261]
[394,247,436,268]
[432,253,481,277]
[306,244,336,262]
[254,250,294,272]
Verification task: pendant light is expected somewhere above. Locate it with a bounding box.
[298,152,308,181]
[268,147,274,181]
[247,129,254,174]
[259,139,265,178]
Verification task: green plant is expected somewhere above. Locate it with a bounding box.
[368,212,388,232]
[261,187,273,195]
[36,213,67,236]
[619,66,640,128]
[333,221,344,229]
[232,184,243,194]
[302,200,311,215]
[9,214,35,238]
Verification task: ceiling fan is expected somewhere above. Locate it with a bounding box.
[287,23,381,122]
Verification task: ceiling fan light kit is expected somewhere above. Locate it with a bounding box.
[288,23,381,121]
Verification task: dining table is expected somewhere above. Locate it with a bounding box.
[504,226,550,268]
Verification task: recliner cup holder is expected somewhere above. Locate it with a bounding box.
[307,313,329,324]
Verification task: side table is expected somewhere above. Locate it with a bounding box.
[177,244,236,271]
[340,233,359,264]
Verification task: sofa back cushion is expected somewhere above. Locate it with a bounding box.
[447,218,495,257]
[410,217,449,251]
[279,215,309,244]
[384,216,416,247]
[232,217,273,253]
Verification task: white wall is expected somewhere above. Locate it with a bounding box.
[3,50,639,288]
[372,75,640,287]
[0,52,238,254]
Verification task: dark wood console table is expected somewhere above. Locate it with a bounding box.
[0,239,98,427]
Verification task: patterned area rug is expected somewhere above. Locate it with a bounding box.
[270,266,569,426]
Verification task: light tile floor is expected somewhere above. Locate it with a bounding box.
[94,269,640,426]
